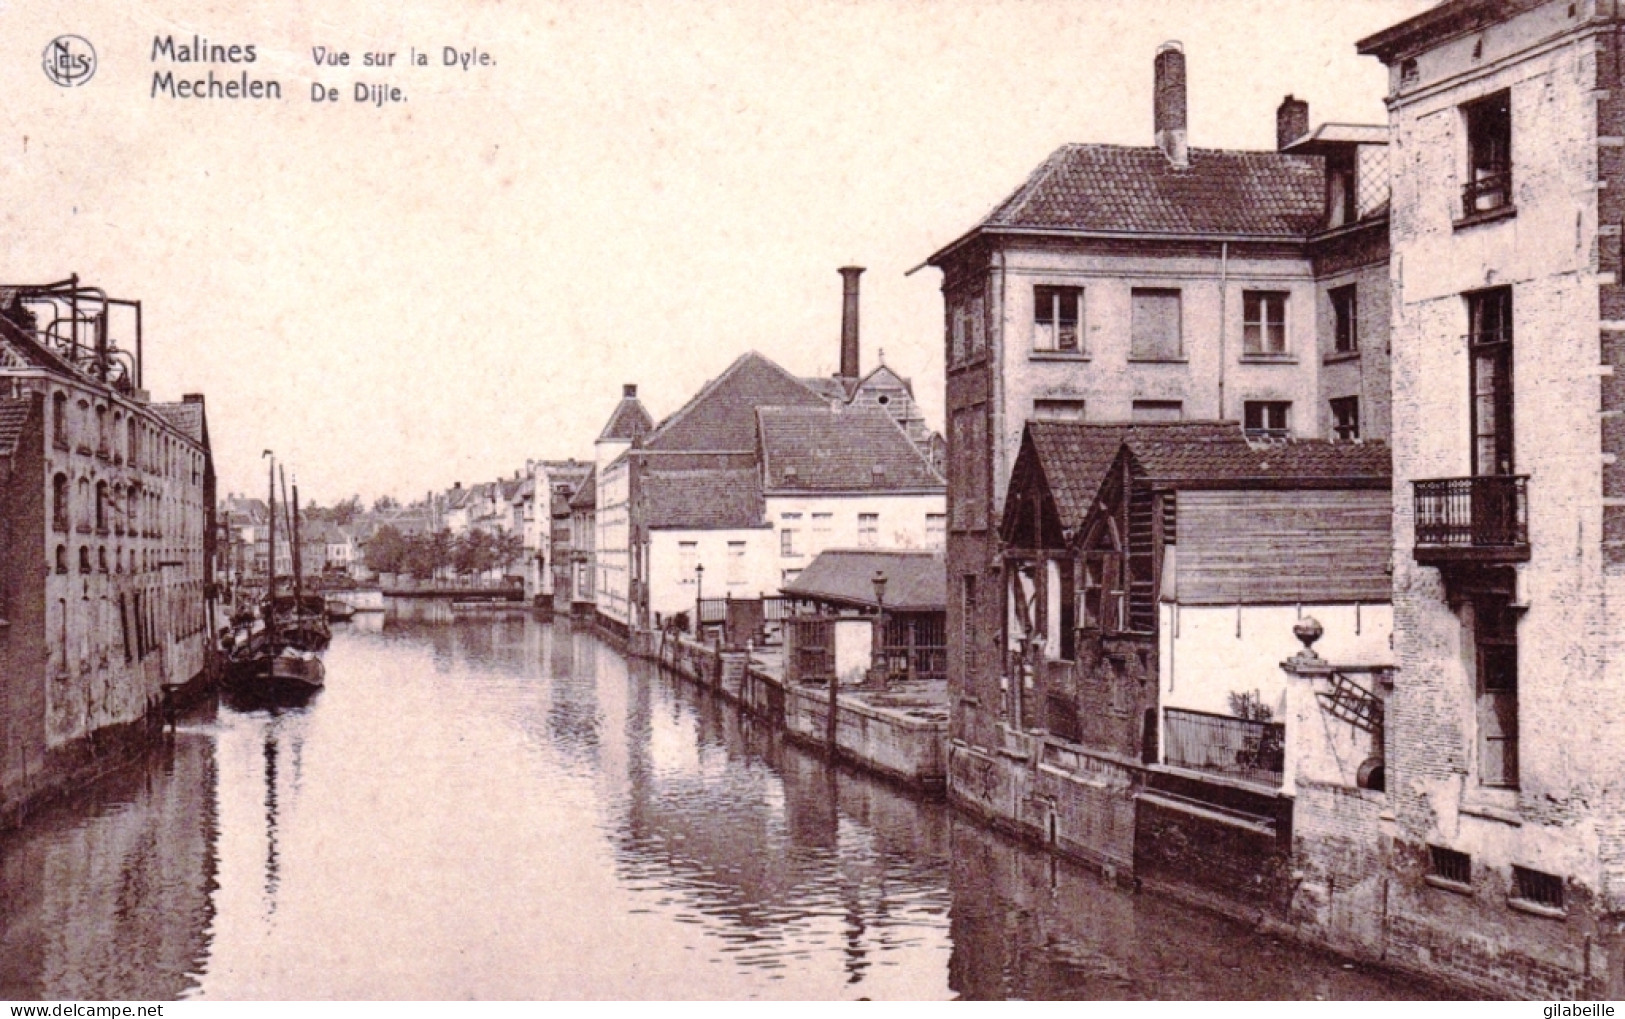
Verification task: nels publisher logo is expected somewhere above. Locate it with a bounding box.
[43,35,96,87]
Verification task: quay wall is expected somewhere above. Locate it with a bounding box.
[622,623,946,793]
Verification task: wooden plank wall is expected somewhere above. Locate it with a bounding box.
[1176,489,1390,604]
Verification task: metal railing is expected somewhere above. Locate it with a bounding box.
[1462,169,1512,216]
[1413,475,1528,550]
[1163,707,1284,784]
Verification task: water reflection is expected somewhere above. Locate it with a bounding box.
[0,617,1446,1000]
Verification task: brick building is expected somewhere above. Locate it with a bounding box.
[0,278,215,824]
[1351,0,1625,997]
[925,41,1393,811]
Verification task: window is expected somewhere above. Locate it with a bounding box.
[926,513,945,545]
[78,547,91,574]
[1470,288,1514,475]
[1331,397,1360,441]
[95,481,107,532]
[1033,398,1086,423]
[781,568,801,586]
[1326,154,1357,229]
[95,405,108,457]
[52,473,69,532]
[1131,289,1182,360]
[1032,285,1082,353]
[1475,595,1519,788]
[1429,845,1472,886]
[1132,400,1183,423]
[961,574,978,677]
[780,528,798,557]
[950,407,988,531]
[1511,866,1564,910]
[726,541,746,584]
[1244,401,1291,439]
[1331,285,1358,353]
[52,392,68,449]
[1463,90,1512,216]
[811,512,832,536]
[678,541,697,581]
[55,545,67,574]
[858,513,879,548]
[1243,291,1289,355]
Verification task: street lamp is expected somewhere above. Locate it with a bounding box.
[694,562,705,636]
[871,569,888,688]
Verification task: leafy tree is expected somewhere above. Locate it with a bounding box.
[365,524,408,574]
[330,495,363,526]
[373,494,400,513]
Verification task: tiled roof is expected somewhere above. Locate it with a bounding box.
[783,549,946,612]
[598,395,654,443]
[643,352,826,452]
[758,406,943,492]
[953,144,1325,245]
[1023,422,1390,529]
[569,467,596,510]
[638,466,763,530]
[1024,421,1236,528]
[152,401,205,444]
[0,398,32,457]
[799,376,854,403]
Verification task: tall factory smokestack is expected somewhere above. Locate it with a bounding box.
[1154,41,1188,168]
[839,266,865,380]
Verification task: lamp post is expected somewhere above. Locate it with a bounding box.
[694,562,704,636]
[871,569,888,689]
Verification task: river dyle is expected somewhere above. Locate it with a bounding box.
[6,0,1625,1002]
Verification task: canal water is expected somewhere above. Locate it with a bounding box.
[1,615,1446,1000]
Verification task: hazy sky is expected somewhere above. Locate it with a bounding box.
[1,0,1430,505]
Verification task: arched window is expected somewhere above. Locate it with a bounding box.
[75,400,89,451]
[52,473,69,531]
[76,478,90,530]
[78,546,91,574]
[52,392,69,449]
[112,411,123,463]
[115,547,123,574]
[95,405,108,457]
[126,487,138,534]
[128,418,138,468]
[98,546,107,573]
[55,545,67,574]
[95,480,107,532]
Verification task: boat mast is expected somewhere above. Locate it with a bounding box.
[265,454,277,641]
[292,479,304,610]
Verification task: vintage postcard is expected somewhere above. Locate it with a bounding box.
[1,0,1614,1003]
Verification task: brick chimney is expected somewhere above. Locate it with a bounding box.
[1277,95,1310,150]
[839,266,864,380]
[623,384,637,398]
[1154,41,1188,168]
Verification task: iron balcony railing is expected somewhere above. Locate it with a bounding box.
[1162,707,1284,785]
[1462,168,1512,217]
[1413,475,1528,555]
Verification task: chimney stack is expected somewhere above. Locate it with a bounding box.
[839,266,865,380]
[1154,42,1188,168]
[623,384,637,398]
[1277,95,1310,150]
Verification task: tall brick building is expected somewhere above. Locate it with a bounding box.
[926,43,1392,758]
[1356,0,1625,997]
[0,278,215,824]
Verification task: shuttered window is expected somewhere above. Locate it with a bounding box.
[1131,289,1182,361]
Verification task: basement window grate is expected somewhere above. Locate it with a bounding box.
[1429,845,1471,885]
[1512,866,1564,910]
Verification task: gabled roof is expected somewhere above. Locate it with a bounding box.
[642,351,826,453]
[783,549,945,612]
[1013,421,1390,535]
[597,394,654,443]
[932,144,1325,263]
[569,466,597,511]
[549,489,574,517]
[798,376,854,403]
[638,466,763,531]
[1357,0,1541,64]
[1022,421,1238,530]
[0,398,33,457]
[758,406,943,492]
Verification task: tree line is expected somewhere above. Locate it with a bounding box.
[364,525,525,580]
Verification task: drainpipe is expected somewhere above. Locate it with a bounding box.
[1218,241,1229,419]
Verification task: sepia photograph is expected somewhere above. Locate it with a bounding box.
[0,0,1618,1002]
